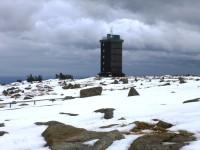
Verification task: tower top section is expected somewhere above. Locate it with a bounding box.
[100,34,124,42]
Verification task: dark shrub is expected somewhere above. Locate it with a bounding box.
[26,74,43,83]
[56,73,73,80]
[16,80,22,83]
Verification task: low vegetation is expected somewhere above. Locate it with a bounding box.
[55,73,73,80]
[26,74,43,83]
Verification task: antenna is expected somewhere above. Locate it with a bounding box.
[110,27,113,36]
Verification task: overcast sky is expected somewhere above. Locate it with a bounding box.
[1,0,200,77]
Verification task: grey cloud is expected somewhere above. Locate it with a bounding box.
[99,0,200,25]
[0,0,200,77]
[0,0,45,32]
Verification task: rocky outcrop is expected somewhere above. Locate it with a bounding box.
[36,121,124,150]
[35,119,195,150]
[80,87,102,98]
[129,120,196,150]
[128,87,139,97]
[129,131,195,150]
[94,108,115,119]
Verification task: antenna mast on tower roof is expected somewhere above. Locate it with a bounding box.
[110,27,113,36]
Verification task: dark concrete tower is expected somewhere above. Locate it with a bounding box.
[99,34,125,77]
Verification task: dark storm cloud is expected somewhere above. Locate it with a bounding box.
[0,0,200,77]
[100,0,200,25]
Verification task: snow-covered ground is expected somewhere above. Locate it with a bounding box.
[0,76,200,150]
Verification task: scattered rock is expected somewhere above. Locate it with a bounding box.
[11,93,21,98]
[7,87,17,91]
[131,121,154,132]
[0,131,8,136]
[2,90,8,96]
[132,120,173,133]
[159,77,165,82]
[0,104,5,108]
[156,120,173,129]
[3,87,22,96]
[128,87,139,97]
[93,130,124,150]
[179,77,186,84]
[24,95,34,100]
[100,82,107,86]
[36,121,124,150]
[94,108,115,119]
[11,101,17,104]
[62,83,80,89]
[99,124,119,129]
[63,96,75,100]
[80,87,102,98]
[183,98,200,104]
[112,80,119,84]
[160,83,171,86]
[25,87,32,90]
[120,78,128,84]
[95,76,101,80]
[49,99,56,102]
[19,103,29,106]
[59,112,79,116]
[0,123,5,127]
[118,117,126,120]
[152,119,159,121]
